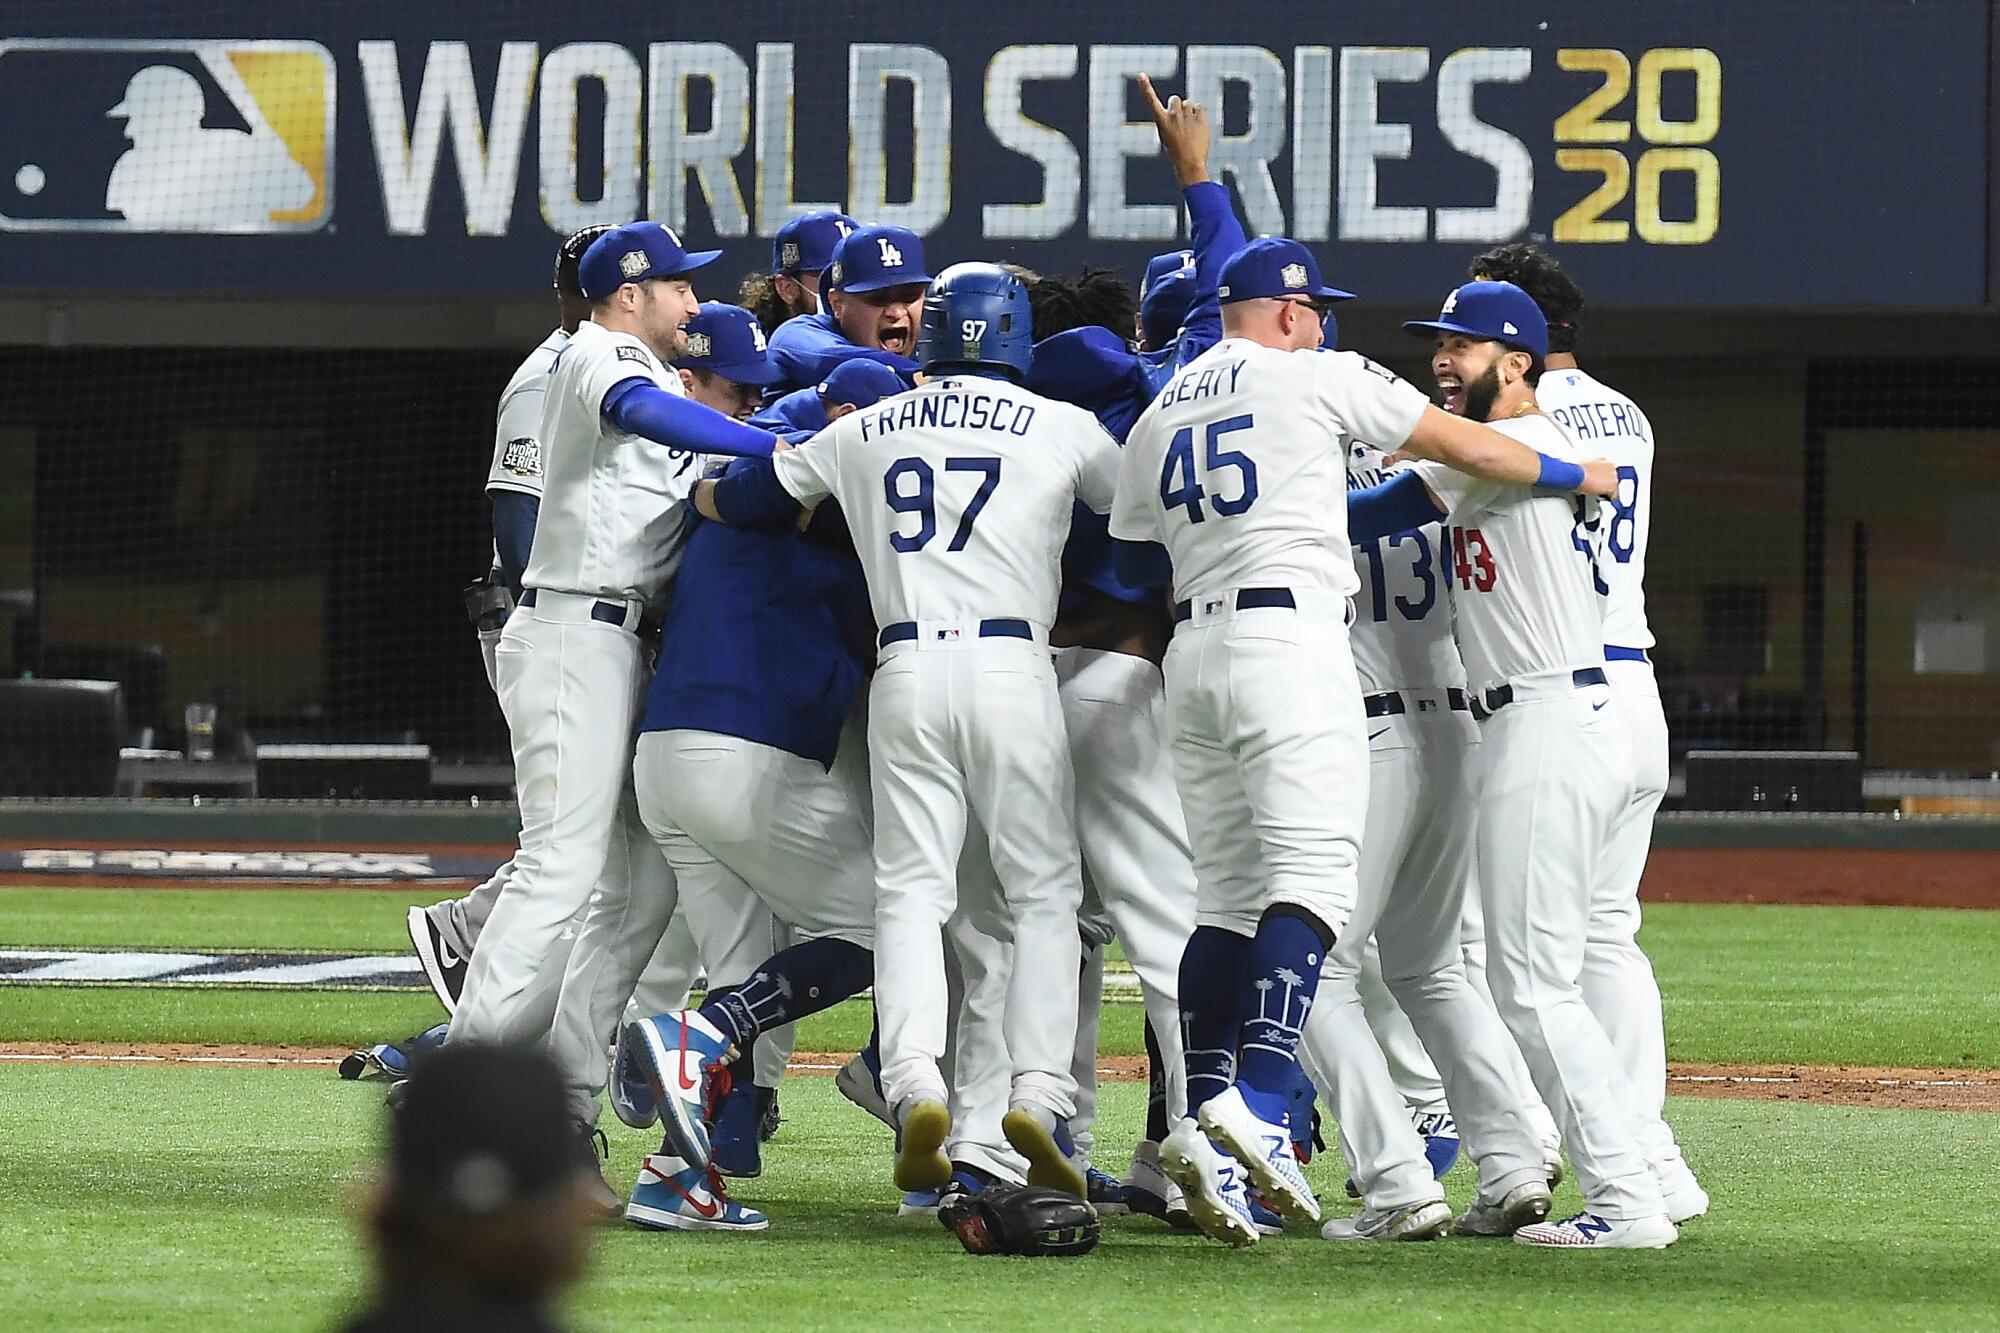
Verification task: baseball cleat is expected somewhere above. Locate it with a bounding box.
[897,1188,942,1218]
[1321,1198,1453,1242]
[624,1010,732,1170]
[626,1152,768,1232]
[1513,1210,1677,1250]
[1662,1177,1710,1225]
[1001,1104,1086,1198]
[835,1051,894,1130]
[1086,1167,1130,1215]
[1160,1118,1259,1247]
[1198,1085,1321,1226]
[608,1020,660,1131]
[709,1083,769,1179]
[1245,1187,1285,1235]
[1415,1109,1461,1179]
[892,1097,953,1192]
[1456,1179,1554,1237]
[405,904,467,1016]
[758,1089,782,1143]
[574,1124,623,1224]
[1123,1141,1192,1228]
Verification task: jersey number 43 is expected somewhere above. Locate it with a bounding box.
[1159,415,1259,524]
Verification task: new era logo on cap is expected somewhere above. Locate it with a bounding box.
[1503,321,1519,335]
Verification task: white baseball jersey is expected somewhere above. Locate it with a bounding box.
[488,329,565,501]
[771,375,1120,627]
[1346,443,1465,694]
[523,320,702,604]
[1111,339,1429,602]
[1537,368,1654,651]
[1414,414,1604,694]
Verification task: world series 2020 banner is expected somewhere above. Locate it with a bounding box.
[0,0,1986,305]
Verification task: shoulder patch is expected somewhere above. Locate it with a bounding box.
[500,437,543,478]
[615,345,653,369]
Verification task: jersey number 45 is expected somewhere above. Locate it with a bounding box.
[1159,416,1259,524]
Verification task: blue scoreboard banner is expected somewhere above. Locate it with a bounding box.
[0,1,1986,306]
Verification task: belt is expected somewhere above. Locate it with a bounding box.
[1365,688,1472,719]
[1471,667,1607,722]
[1173,587,1294,623]
[518,588,642,629]
[1605,645,1652,664]
[878,617,1032,648]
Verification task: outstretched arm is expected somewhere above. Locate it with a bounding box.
[1400,406,1617,496]
[602,379,786,459]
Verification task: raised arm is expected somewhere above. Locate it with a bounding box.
[1140,74,1244,361]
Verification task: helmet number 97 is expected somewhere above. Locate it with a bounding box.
[961,319,988,342]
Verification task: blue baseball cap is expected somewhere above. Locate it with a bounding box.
[678,302,782,386]
[1401,280,1548,361]
[827,225,931,293]
[818,359,906,410]
[1139,265,1197,349]
[1142,249,1194,298]
[577,222,722,301]
[1217,237,1353,305]
[773,209,857,276]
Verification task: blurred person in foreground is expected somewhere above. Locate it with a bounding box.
[341,1045,592,1333]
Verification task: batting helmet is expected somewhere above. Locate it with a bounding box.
[916,263,1032,379]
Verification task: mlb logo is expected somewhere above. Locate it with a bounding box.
[0,38,334,234]
[930,627,962,643]
[1202,597,1227,617]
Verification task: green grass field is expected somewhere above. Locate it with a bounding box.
[2,884,1998,1331]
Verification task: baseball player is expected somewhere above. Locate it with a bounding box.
[1293,434,1559,1244]
[448,222,784,1206]
[408,223,612,1012]
[739,208,857,336]
[1139,250,1197,351]
[1113,241,1617,1247]
[695,262,1123,1201]
[1365,278,1674,1248]
[762,224,929,395]
[1468,244,1706,1222]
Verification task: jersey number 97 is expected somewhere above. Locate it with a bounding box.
[884,456,1002,553]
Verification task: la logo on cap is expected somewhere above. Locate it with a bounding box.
[1441,288,1459,314]
[619,250,649,279]
[749,322,768,352]
[1281,263,1307,289]
[686,331,713,357]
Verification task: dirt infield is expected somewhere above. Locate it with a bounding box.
[6,1042,1996,1112]
[1641,848,1999,909]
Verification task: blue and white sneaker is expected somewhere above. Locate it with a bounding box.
[711,1084,770,1179]
[626,1152,768,1232]
[897,1188,942,1218]
[1514,1210,1676,1250]
[624,1010,732,1170]
[1198,1084,1321,1226]
[1001,1102,1086,1198]
[1086,1167,1130,1216]
[1159,1117,1259,1247]
[608,1020,659,1131]
[1416,1110,1461,1179]
[835,1050,893,1130]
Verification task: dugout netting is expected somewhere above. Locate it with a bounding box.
[0,0,1994,807]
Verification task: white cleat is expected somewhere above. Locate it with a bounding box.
[1663,1178,1710,1224]
[1159,1118,1259,1247]
[1514,1211,1677,1250]
[1321,1198,1454,1242]
[835,1053,894,1130]
[1197,1085,1321,1226]
[1123,1141,1191,1228]
[1456,1180,1554,1237]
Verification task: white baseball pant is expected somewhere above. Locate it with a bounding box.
[1302,694,1548,1210]
[1056,645,1195,1132]
[454,592,680,1127]
[1590,658,1700,1196]
[1163,595,1368,941]
[1476,670,1664,1220]
[1355,941,1449,1118]
[869,628,1084,1123]
[942,858,1029,1182]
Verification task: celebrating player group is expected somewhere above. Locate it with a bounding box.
[383,74,1704,1255]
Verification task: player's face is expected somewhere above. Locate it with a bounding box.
[641,277,702,357]
[775,271,820,316]
[1431,335,1505,419]
[830,285,927,356]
